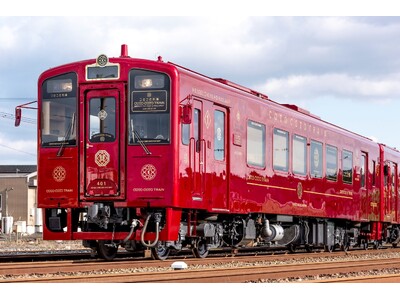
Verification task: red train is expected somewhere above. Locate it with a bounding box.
[17,44,400,259]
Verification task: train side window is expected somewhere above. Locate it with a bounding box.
[273,128,289,172]
[247,120,266,168]
[342,150,353,184]
[310,140,323,178]
[384,164,389,186]
[360,153,366,187]
[194,109,200,152]
[293,134,307,176]
[182,123,190,145]
[214,110,225,161]
[326,145,338,181]
[392,163,397,187]
[372,160,376,186]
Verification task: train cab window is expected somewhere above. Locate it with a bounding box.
[292,134,307,176]
[273,128,289,172]
[129,69,170,144]
[247,120,266,168]
[342,150,353,184]
[326,145,338,181]
[214,110,225,161]
[310,140,323,178]
[41,73,77,147]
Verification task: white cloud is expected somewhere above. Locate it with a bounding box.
[0,135,36,165]
[256,73,400,104]
[2,16,400,162]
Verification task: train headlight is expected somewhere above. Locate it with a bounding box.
[139,78,153,88]
[47,79,73,93]
[134,75,165,89]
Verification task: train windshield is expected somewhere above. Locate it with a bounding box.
[128,69,170,144]
[40,73,77,147]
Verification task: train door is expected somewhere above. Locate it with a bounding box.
[189,100,205,201]
[389,162,398,222]
[188,101,229,211]
[383,161,397,222]
[81,84,125,199]
[360,152,369,220]
[209,105,229,211]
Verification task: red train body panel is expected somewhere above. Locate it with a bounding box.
[28,45,400,259]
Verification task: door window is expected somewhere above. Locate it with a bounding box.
[89,97,116,142]
[214,110,225,161]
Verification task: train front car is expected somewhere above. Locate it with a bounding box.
[35,44,400,261]
[37,46,182,260]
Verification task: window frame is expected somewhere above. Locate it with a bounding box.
[128,69,171,145]
[342,149,353,184]
[273,128,289,172]
[246,120,266,168]
[310,140,323,178]
[292,134,307,176]
[326,144,338,182]
[214,110,225,161]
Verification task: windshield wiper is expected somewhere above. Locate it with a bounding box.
[130,119,151,155]
[57,113,76,157]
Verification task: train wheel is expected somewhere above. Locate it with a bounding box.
[305,244,314,253]
[192,239,209,258]
[362,241,368,250]
[97,240,119,261]
[325,245,335,253]
[341,234,350,252]
[288,243,296,253]
[373,241,381,250]
[151,242,170,260]
[341,243,350,252]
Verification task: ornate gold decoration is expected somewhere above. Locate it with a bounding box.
[53,166,66,182]
[95,150,110,167]
[141,164,157,181]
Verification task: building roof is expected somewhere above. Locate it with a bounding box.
[0,165,37,174]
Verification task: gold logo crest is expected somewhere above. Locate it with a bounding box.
[53,166,66,182]
[95,150,110,167]
[297,182,303,200]
[141,164,157,181]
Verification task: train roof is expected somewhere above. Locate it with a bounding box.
[168,59,378,145]
[40,45,391,149]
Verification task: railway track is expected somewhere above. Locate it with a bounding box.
[2,248,400,282]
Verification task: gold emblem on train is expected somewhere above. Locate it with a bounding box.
[53,166,66,182]
[204,110,211,129]
[95,150,110,167]
[141,164,157,181]
[297,182,303,200]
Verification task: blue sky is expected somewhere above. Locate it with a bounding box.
[1,4,400,165]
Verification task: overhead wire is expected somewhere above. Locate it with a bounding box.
[0,109,37,157]
[0,111,36,124]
